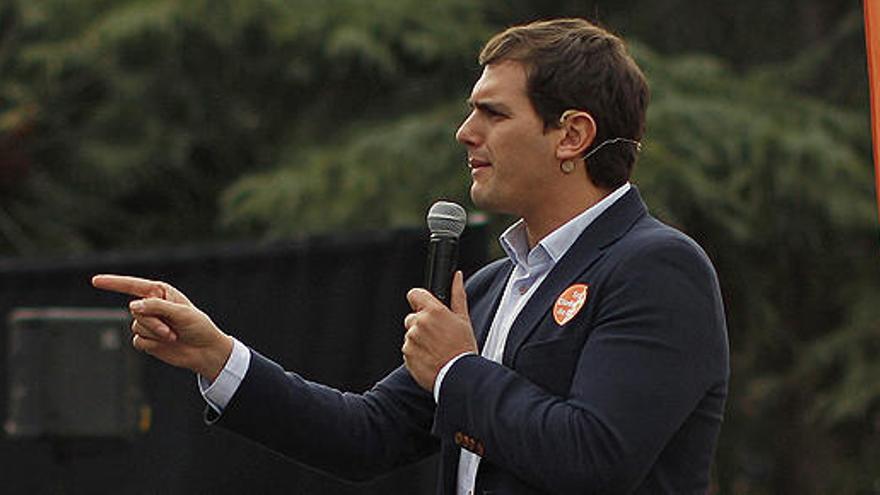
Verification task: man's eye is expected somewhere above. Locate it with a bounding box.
[485,108,505,118]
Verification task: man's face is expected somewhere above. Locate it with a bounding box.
[456,61,561,218]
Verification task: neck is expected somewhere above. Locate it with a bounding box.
[522,185,611,249]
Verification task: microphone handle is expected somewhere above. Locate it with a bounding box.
[425,235,459,307]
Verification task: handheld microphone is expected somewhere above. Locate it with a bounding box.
[425,201,467,307]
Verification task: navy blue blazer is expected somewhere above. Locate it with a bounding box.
[213,187,730,494]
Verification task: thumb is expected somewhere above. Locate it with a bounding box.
[449,271,469,318]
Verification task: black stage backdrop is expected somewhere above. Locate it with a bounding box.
[0,224,488,494]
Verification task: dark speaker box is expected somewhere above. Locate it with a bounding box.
[4,308,147,440]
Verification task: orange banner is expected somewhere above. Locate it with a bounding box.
[867,0,880,219]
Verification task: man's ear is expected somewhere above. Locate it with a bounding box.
[556,110,597,161]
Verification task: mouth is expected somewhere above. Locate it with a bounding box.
[468,157,492,169]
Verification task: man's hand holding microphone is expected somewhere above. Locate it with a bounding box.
[402,201,477,392]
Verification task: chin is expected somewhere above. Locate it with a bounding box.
[469,187,491,211]
[470,189,513,216]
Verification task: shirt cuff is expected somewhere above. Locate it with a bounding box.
[433,352,476,403]
[198,337,251,414]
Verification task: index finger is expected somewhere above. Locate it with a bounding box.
[92,274,167,299]
[406,287,443,312]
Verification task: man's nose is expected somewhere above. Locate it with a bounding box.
[455,112,479,147]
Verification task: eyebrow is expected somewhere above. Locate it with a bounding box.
[466,98,512,116]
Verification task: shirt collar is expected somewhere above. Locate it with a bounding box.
[499,182,631,268]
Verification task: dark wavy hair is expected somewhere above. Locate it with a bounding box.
[479,18,649,189]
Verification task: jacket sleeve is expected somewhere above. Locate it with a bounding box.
[432,236,728,493]
[214,352,439,482]
[204,258,511,483]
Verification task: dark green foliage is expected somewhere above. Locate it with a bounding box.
[0,0,488,251]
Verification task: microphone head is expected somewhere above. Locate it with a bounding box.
[427,201,467,238]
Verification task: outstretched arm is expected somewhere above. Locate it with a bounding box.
[93,274,440,481]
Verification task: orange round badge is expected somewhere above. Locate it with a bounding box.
[553,284,589,326]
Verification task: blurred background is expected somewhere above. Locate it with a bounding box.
[0,0,877,493]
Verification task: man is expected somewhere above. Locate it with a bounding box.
[93,18,729,494]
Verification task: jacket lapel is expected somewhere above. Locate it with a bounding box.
[501,187,648,365]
